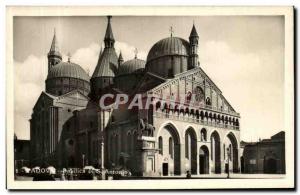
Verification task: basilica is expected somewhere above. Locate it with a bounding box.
[30,16,241,177]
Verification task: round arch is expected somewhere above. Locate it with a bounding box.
[157,122,181,175]
[226,132,239,173]
[184,127,197,175]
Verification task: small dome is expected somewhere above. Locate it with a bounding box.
[47,61,90,82]
[117,58,146,76]
[146,37,190,63]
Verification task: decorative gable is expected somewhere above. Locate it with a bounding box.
[148,67,237,114]
[54,90,89,109]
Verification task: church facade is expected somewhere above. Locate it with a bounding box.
[30,16,241,177]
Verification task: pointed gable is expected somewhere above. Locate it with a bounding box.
[32,91,56,111]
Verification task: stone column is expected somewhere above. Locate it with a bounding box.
[180,143,186,176]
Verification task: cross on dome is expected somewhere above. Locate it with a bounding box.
[134,48,138,59]
[169,26,174,37]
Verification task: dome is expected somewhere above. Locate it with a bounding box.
[117,58,146,76]
[47,61,90,82]
[146,37,190,63]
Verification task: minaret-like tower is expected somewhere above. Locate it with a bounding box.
[90,16,118,99]
[189,24,199,69]
[47,29,62,72]
[118,51,124,68]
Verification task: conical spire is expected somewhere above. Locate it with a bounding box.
[189,23,199,69]
[118,51,124,68]
[190,24,199,37]
[118,51,124,62]
[48,29,62,71]
[48,29,62,57]
[104,16,115,48]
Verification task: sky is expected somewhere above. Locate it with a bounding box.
[13,16,284,141]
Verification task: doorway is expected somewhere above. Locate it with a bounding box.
[162,163,168,176]
[199,145,209,174]
[200,155,205,174]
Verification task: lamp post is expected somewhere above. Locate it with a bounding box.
[227,147,230,179]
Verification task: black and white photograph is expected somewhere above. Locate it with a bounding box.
[6,6,294,190]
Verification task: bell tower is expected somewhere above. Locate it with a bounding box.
[47,29,62,72]
[189,24,199,69]
[90,16,118,100]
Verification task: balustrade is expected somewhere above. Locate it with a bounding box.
[153,110,239,130]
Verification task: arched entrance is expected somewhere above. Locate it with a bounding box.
[210,131,221,173]
[226,132,239,173]
[199,145,209,174]
[185,127,197,175]
[158,124,181,175]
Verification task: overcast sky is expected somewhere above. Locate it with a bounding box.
[13,16,284,141]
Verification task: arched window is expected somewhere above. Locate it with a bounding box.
[156,101,161,110]
[185,133,189,159]
[194,86,205,102]
[158,136,163,155]
[169,137,174,159]
[200,128,207,141]
[186,91,192,102]
[206,97,211,106]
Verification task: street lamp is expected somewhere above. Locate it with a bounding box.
[226,147,230,179]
